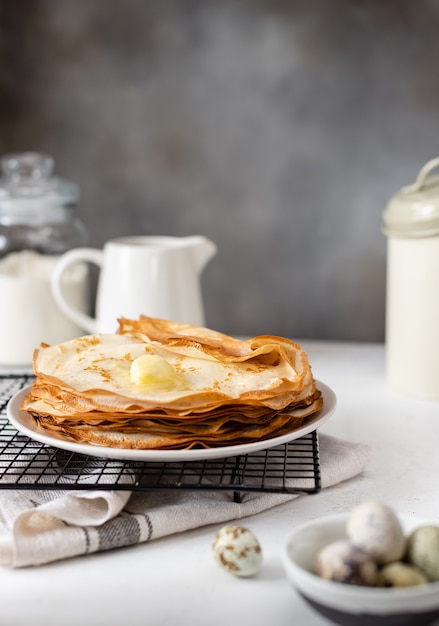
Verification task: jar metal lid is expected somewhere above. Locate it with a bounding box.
[382,157,439,238]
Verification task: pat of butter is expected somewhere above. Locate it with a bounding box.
[130,354,182,389]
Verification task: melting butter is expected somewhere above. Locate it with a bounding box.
[129,354,183,390]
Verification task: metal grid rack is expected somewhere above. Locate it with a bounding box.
[0,374,321,502]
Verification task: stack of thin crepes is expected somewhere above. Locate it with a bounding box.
[20,316,323,450]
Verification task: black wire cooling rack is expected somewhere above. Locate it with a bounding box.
[0,374,321,502]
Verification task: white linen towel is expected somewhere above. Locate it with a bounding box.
[0,434,370,568]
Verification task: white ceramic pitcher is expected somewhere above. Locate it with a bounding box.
[51,235,217,334]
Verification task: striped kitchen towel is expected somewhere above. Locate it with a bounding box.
[0,433,370,567]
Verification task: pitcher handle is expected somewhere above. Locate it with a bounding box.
[51,248,103,334]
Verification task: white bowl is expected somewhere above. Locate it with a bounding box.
[282,513,439,626]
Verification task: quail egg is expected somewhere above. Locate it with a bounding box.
[315,539,378,586]
[212,525,262,577]
[347,501,406,565]
[376,562,428,588]
[406,525,439,582]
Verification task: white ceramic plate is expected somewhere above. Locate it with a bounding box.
[7,380,336,462]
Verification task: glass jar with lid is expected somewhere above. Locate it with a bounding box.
[0,152,87,256]
[0,152,89,366]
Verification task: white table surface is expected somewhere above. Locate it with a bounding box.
[2,340,439,626]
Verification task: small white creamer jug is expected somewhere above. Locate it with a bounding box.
[51,235,217,334]
[382,158,439,400]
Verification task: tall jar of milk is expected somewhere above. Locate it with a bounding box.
[382,157,439,400]
[0,152,88,366]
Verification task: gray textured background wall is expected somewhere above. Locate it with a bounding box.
[1,0,439,341]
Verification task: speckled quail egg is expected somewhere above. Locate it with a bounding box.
[346,501,406,565]
[212,525,262,577]
[376,562,428,588]
[406,525,439,582]
[315,539,378,586]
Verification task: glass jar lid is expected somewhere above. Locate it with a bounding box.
[382,158,439,238]
[0,152,79,221]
